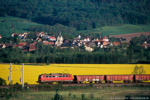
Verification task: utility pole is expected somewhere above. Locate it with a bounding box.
[22,63,24,88]
[9,63,12,85]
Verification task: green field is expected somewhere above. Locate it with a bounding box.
[1,85,150,100]
[0,16,41,37]
[79,24,150,36]
[1,16,150,37]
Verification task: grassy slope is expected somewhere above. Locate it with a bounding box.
[1,16,150,37]
[79,24,150,36]
[0,16,41,37]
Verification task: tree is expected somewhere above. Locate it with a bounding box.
[132,65,146,75]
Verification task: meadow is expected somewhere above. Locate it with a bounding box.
[0,16,41,37]
[0,64,150,85]
[79,24,150,36]
[1,16,150,37]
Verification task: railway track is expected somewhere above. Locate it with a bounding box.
[1,83,150,89]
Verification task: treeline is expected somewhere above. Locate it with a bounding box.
[0,41,150,64]
[0,46,129,64]
[0,0,150,30]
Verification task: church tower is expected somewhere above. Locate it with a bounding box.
[55,31,63,46]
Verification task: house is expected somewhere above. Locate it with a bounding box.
[36,32,45,37]
[43,41,54,45]
[102,41,109,48]
[18,32,28,39]
[61,41,74,49]
[15,42,27,48]
[0,44,6,49]
[78,35,81,39]
[141,41,150,48]
[55,32,63,46]
[85,45,94,52]
[29,42,37,52]
[49,36,56,41]
[102,37,109,42]
[11,33,18,37]
[84,37,90,42]
[0,35,2,39]
[112,42,120,46]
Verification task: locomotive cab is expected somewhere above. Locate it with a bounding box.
[38,75,42,83]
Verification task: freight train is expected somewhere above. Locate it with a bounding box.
[38,73,150,84]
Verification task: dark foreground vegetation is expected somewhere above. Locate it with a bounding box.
[0,0,150,31]
[0,84,150,100]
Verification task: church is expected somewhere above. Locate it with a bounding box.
[55,31,63,46]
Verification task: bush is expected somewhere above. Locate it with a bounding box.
[0,78,6,85]
[52,90,63,100]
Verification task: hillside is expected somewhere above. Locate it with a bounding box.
[1,16,150,38]
[0,16,76,37]
[0,16,41,37]
[79,24,150,37]
[0,0,150,30]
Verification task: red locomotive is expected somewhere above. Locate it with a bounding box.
[38,73,150,84]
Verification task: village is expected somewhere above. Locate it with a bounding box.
[0,31,150,52]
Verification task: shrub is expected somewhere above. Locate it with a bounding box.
[0,78,6,85]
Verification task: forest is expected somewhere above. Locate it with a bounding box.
[0,0,150,31]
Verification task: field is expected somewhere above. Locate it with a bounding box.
[109,32,150,42]
[1,16,150,37]
[0,16,41,37]
[0,64,150,85]
[79,24,150,36]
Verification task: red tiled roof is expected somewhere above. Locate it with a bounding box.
[29,44,36,52]
[96,39,103,42]
[103,41,109,46]
[15,42,27,47]
[0,35,2,38]
[113,42,120,46]
[43,41,54,45]
[49,36,56,40]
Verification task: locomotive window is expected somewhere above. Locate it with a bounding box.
[46,76,48,77]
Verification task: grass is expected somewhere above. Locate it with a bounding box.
[1,16,150,37]
[79,24,150,36]
[0,16,41,37]
[1,86,150,100]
